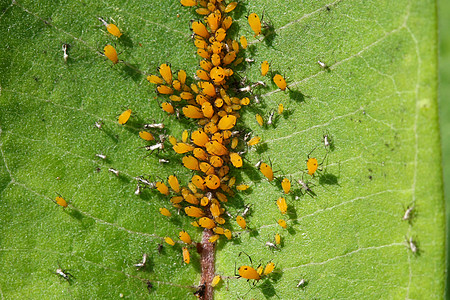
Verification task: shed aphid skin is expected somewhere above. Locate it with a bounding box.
[62,43,69,62]
[406,236,418,254]
[54,265,74,283]
[241,203,252,217]
[103,44,119,64]
[159,158,170,164]
[95,153,106,160]
[144,143,164,153]
[134,253,148,270]
[317,60,328,69]
[108,168,119,176]
[118,109,132,125]
[134,184,141,195]
[95,120,103,129]
[296,278,307,288]
[273,74,287,91]
[143,122,165,129]
[402,205,414,221]
[98,17,122,38]
[298,178,315,197]
[135,176,156,188]
[267,109,275,126]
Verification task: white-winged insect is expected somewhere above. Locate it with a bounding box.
[134,253,148,270]
[317,60,328,69]
[159,158,169,164]
[267,110,275,126]
[241,204,252,218]
[62,44,70,62]
[134,184,141,195]
[406,236,418,254]
[402,205,415,222]
[298,178,315,197]
[144,143,164,153]
[95,153,106,160]
[143,122,164,129]
[95,120,104,129]
[245,58,255,63]
[108,168,119,176]
[265,239,279,251]
[254,95,261,104]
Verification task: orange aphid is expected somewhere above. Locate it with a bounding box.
[239,265,260,280]
[164,236,176,246]
[224,229,232,240]
[182,155,200,170]
[159,207,172,217]
[210,155,224,168]
[247,136,261,146]
[179,230,192,244]
[205,174,221,189]
[210,67,226,83]
[206,11,221,32]
[196,69,210,81]
[168,175,180,193]
[217,115,237,130]
[307,157,319,175]
[182,247,190,264]
[209,234,220,243]
[200,162,214,175]
[191,130,210,147]
[201,102,215,119]
[260,162,274,181]
[55,196,68,208]
[193,148,209,160]
[185,206,205,218]
[173,143,195,154]
[200,81,216,97]
[139,131,154,141]
[224,1,237,12]
[183,105,204,119]
[211,53,221,66]
[170,196,184,204]
[261,60,269,76]
[161,102,175,114]
[229,152,243,168]
[98,17,122,37]
[281,178,291,194]
[157,85,174,95]
[104,45,118,64]
[192,21,210,39]
[248,13,262,36]
[240,36,248,49]
[263,262,275,276]
[277,219,287,229]
[200,60,213,71]
[147,75,164,84]
[222,51,236,65]
[215,28,227,41]
[192,175,206,190]
[118,109,132,125]
[276,197,287,214]
[273,74,287,91]
[158,63,173,85]
[236,215,246,229]
[236,184,249,191]
[210,203,221,217]
[156,182,170,196]
[199,217,216,229]
[205,141,228,156]
[181,0,197,6]
[255,113,264,126]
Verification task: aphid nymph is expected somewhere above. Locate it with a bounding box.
[108,168,119,176]
[144,122,165,129]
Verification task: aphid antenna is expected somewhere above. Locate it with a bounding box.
[238,251,254,265]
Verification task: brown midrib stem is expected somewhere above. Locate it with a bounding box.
[199,228,215,300]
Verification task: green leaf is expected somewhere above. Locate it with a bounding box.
[0,0,443,299]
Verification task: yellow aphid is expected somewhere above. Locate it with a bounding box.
[192,21,210,39]
[261,60,269,76]
[168,135,178,146]
[196,69,210,81]
[179,231,192,244]
[173,143,195,154]
[191,220,200,227]
[193,148,208,161]
[196,7,210,15]
[240,36,248,49]
[264,262,275,276]
[221,16,232,30]
[205,174,221,190]
[55,196,68,208]
[164,236,176,246]
[211,275,221,287]
[236,215,246,229]
[248,13,262,36]
[172,79,182,90]
[255,114,264,126]
[182,155,200,171]
[182,247,190,264]
[209,235,220,243]
[210,67,226,83]
[168,175,180,193]
[217,165,230,177]
[199,217,216,229]
[191,175,206,191]
[210,203,221,217]
[157,85,174,95]
[181,0,197,6]
[275,233,281,245]
[240,97,250,106]
[98,17,122,37]
[184,193,200,205]
[156,182,170,196]
[161,102,174,114]
[277,219,287,229]
[239,265,260,281]
[170,196,184,204]
[139,131,154,141]
[205,141,228,156]
[213,227,224,235]
[206,11,221,32]
[185,206,205,218]
[210,156,224,168]
[180,92,194,100]
[218,115,237,130]
[147,75,164,84]
[224,229,232,240]
[216,192,228,202]
[190,131,208,148]
[200,81,216,97]
[201,102,214,119]
[229,152,243,168]
[224,1,237,12]
[104,45,118,64]
[118,109,131,125]
[200,162,214,175]
[158,63,173,85]
[236,184,249,191]
[188,182,197,194]
[183,105,204,119]
[247,136,261,146]
[276,197,287,214]
[281,178,291,194]
[307,157,319,176]
[231,137,239,149]
[259,162,274,181]
[273,74,287,91]
[159,207,172,217]
[278,103,284,114]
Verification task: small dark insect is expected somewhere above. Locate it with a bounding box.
[194,283,206,298]
[146,280,153,292]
